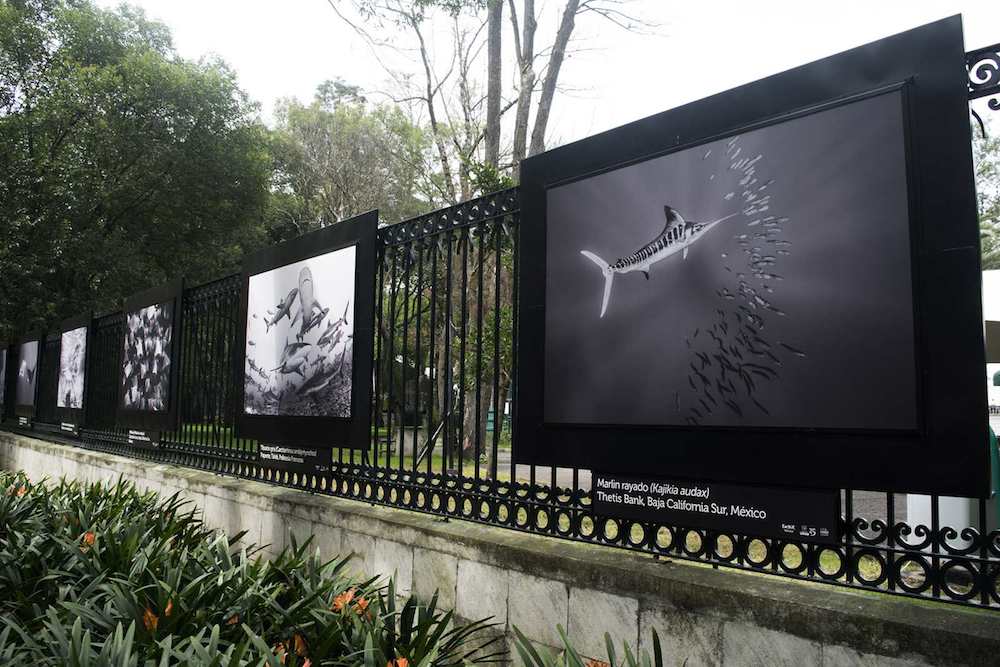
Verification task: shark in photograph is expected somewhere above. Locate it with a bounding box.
[244,245,357,418]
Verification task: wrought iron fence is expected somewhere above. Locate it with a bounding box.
[6,186,1000,611]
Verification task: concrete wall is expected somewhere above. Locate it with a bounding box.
[3,431,999,666]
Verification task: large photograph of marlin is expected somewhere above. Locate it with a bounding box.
[121,304,173,411]
[244,245,356,418]
[544,90,918,430]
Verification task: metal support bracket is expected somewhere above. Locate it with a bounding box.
[967,43,1000,137]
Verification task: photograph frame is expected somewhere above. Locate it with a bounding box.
[236,210,378,450]
[56,313,92,428]
[13,332,42,419]
[515,16,986,496]
[0,342,10,421]
[116,279,184,432]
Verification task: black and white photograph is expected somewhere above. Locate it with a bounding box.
[57,326,87,409]
[544,90,917,431]
[15,340,39,408]
[0,348,7,407]
[121,303,173,411]
[244,244,356,418]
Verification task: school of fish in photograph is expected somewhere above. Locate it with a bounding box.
[680,136,803,425]
[121,304,173,411]
[244,259,354,419]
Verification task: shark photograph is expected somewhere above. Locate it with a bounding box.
[57,326,87,409]
[244,244,356,418]
[15,340,39,407]
[543,89,918,431]
[121,303,173,411]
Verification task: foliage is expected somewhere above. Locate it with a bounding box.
[512,625,665,667]
[266,81,432,241]
[975,128,1000,270]
[0,0,270,338]
[0,471,503,665]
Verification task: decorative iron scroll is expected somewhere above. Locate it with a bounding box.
[967,43,1000,137]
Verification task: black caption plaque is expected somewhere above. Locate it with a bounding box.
[593,473,840,544]
[258,443,331,475]
[127,429,161,449]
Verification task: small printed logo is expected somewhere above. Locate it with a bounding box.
[781,523,796,533]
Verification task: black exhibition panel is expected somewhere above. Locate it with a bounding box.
[116,279,184,431]
[55,313,93,428]
[236,210,378,450]
[515,16,986,496]
[12,332,43,420]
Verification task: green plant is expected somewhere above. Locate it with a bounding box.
[0,471,503,665]
[512,625,666,667]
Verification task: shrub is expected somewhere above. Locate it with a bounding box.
[0,471,503,665]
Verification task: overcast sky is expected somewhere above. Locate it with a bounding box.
[94,1,999,141]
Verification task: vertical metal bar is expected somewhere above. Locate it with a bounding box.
[886,492,896,593]
[385,248,399,470]
[491,220,502,481]
[979,496,988,605]
[413,239,425,477]
[399,242,412,472]
[426,237,439,477]
[931,494,941,599]
[845,489,854,585]
[443,230,455,473]
[474,223,486,483]
[373,241,387,467]
[509,211,519,486]
[458,228,470,479]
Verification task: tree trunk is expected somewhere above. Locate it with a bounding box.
[484,0,503,169]
[409,13,458,203]
[510,0,536,180]
[529,0,579,156]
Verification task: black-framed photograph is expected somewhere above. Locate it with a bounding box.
[116,280,184,431]
[14,333,42,418]
[0,343,9,419]
[56,313,91,427]
[515,16,986,496]
[236,210,377,449]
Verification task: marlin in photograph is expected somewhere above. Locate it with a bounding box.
[581,206,741,317]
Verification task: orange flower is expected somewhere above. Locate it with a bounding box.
[353,596,370,616]
[332,589,355,612]
[272,643,287,664]
[165,599,173,617]
[225,612,240,626]
[387,658,409,667]
[14,485,27,497]
[585,660,609,667]
[293,633,307,657]
[303,660,312,667]
[142,607,158,633]
[80,531,96,552]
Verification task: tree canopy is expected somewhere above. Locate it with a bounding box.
[264,81,431,242]
[0,0,269,336]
